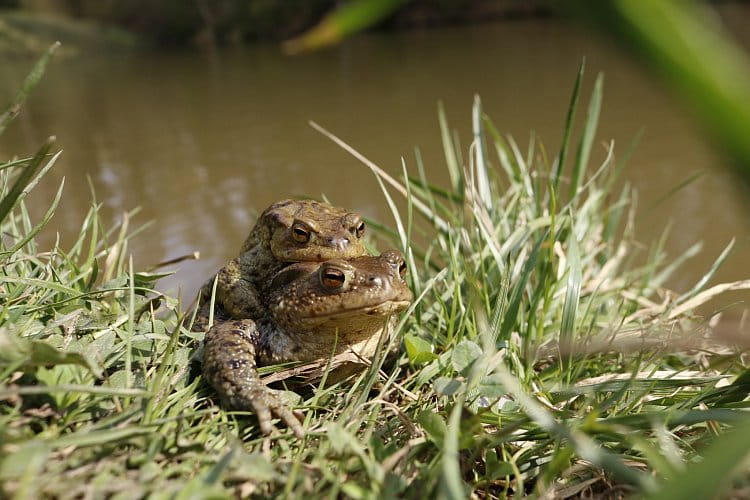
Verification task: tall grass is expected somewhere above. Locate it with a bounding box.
[2,51,750,498]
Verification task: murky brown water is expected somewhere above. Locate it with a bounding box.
[2,17,749,315]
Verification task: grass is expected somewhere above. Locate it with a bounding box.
[2,51,750,499]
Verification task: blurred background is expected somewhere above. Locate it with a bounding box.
[1,0,749,316]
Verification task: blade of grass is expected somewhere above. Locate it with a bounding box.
[559,229,582,376]
[569,73,603,200]
[0,177,64,259]
[440,401,467,499]
[645,417,750,500]
[438,101,462,193]
[674,238,734,305]
[0,42,59,136]
[493,366,656,492]
[648,170,705,209]
[0,156,34,172]
[309,120,450,232]
[498,232,546,343]
[472,95,492,209]
[283,0,408,54]
[554,59,586,191]
[669,278,750,319]
[0,137,55,226]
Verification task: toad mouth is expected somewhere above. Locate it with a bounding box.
[303,299,412,319]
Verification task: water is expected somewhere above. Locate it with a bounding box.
[2,18,749,316]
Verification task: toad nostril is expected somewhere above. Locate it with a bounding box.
[326,237,349,249]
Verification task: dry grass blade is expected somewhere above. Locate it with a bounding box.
[669,279,750,319]
[309,120,450,232]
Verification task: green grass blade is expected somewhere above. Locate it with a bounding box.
[0,42,59,136]
[0,138,55,226]
[283,0,408,54]
[648,169,705,209]
[0,177,63,259]
[438,101,462,193]
[472,95,492,209]
[569,72,603,200]
[559,229,582,374]
[375,162,407,250]
[440,402,467,499]
[309,120,450,232]
[494,367,656,492]
[675,237,734,305]
[580,0,750,184]
[0,156,34,172]
[554,59,585,191]
[498,232,546,342]
[645,417,750,500]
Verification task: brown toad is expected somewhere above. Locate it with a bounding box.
[202,250,412,437]
[195,199,368,329]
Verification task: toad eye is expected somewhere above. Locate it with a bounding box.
[320,268,346,289]
[355,221,365,238]
[398,261,407,278]
[291,223,311,243]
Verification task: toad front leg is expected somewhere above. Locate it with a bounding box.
[216,257,267,319]
[202,319,304,438]
[197,258,265,320]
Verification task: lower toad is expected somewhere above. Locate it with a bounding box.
[201,250,412,437]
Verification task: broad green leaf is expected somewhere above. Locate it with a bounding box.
[404,333,437,364]
[451,339,482,374]
[417,409,446,443]
[133,271,174,289]
[327,422,364,456]
[234,453,277,483]
[478,373,507,399]
[485,449,514,480]
[434,376,463,396]
[0,330,102,378]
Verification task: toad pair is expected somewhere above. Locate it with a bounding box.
[196,199,412,437]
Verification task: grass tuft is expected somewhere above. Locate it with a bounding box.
[2,53,750,498]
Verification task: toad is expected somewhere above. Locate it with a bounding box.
[202,250,412,437]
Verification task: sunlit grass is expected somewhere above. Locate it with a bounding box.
[2,51,750,498]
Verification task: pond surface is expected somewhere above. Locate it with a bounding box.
[2,15,750,315]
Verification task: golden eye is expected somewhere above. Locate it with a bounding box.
[320,268,346,289]
[291,223,311,243]
[398,260,407,278]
